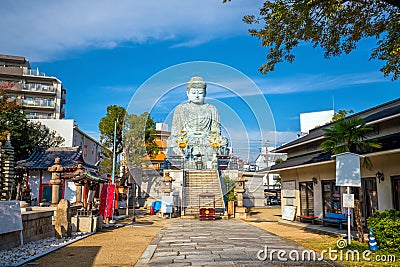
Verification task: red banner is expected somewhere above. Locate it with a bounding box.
[98,184,115,219]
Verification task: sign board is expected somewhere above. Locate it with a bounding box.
[334,152,362,187]
[161,196,173,214]
[282,205,297,221]
[282,181,296,198]
[343,194,355,208]
[0,201,23,235]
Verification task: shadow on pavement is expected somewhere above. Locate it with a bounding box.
[28,246,101,267]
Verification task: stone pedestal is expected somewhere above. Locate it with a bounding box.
[71,215,102,232]
[235,206,248,219]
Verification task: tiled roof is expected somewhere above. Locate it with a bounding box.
[271,132,400,171]
[72,170,108,184]
[16,146,98,171]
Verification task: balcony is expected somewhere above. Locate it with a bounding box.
[22,83,56,94]
[0,81,22,91]
[21,98,55,108]
[26,113,54,119]
[0,66,23,76]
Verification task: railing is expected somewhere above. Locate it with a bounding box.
[22,83,56,93]
[26,113,54,119]
[21,98,55,107]
[23,68,46,77]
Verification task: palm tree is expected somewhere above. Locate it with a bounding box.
[321,116,381,169]
[321,116,381,243]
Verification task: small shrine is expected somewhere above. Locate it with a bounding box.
[71,164,107,232]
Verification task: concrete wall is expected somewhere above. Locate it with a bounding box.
[0,210,54,250]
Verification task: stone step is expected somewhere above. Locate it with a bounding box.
[183,170,225,216]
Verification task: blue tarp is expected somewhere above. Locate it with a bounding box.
[152,201,162,214]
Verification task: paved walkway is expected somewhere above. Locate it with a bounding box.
[135,219,341,266]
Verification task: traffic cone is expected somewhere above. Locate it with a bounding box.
[150,206,155,215]
[368,227,379,251]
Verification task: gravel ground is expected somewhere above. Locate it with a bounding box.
[0,232,90,267]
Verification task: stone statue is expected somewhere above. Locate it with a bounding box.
[167,76,228,163]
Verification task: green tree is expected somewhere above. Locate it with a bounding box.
[0,90,64,161]
[321,116,381,164]
[225,0,400,80]
[331,109,354,122]
[1,90,64,200]
[98,105,127,175]
[321,116,381,242]
[123,112,159,167]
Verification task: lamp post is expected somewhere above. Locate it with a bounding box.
[209,130,221,169]
[111,118,118,184]
[177,130,188,216]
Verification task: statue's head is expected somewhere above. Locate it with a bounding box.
[186,76,206,105]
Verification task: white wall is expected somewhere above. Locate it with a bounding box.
[32,119,101,166]
[32,119,74,146]
[300,110,334,134]
[28,171,41,201]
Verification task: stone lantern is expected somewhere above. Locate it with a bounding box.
[73,164,84,206]
[233,175,248,219]
[48,157,64,206]
[161,171,175,196]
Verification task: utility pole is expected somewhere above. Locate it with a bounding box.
[112,118,118,184]
[264,140,269,168]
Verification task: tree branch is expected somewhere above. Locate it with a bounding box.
[381,0,400,8]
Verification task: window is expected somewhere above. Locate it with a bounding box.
[322,180,341,215]
[299,182,314,216]
[361,178,378,218]
[392,176,400,210]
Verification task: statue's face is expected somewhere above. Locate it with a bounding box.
[187,87,205,104]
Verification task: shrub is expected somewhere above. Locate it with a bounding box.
[367,209,400,251]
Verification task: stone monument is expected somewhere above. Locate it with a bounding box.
[55,199,71,238]
[167,76,229,167]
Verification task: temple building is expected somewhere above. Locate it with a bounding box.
[16,146,99,205]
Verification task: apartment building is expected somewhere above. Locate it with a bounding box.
[0,54,66,119]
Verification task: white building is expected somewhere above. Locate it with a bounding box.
[32,119,102,166]
[300,110,334,136]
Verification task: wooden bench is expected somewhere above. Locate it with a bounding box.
[297,215,317,225]
[317,212,347,230]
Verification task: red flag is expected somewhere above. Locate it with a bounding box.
[98,184,115,219]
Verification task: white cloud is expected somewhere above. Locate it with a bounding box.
[0,0,263,61]
[253,72,387,94]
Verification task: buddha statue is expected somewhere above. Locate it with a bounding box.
[167,76,228,162]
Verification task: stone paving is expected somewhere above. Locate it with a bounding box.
[135,219,342,266]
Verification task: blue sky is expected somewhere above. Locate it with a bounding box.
[1,0,398,160]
